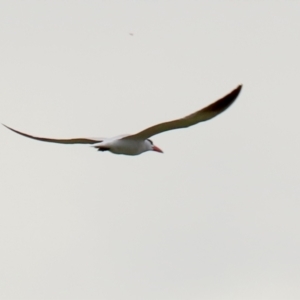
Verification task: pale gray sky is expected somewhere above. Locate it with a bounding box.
[1,1,300,299]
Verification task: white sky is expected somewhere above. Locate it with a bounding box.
[1,1,300,299]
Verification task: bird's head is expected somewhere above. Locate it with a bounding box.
[146,139,163,153]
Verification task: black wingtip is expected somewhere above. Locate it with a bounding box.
[231,84,243,97]
[2,124,14,131]
[236,84,243,93]
[206,84,243,113]
[2,124,24,135]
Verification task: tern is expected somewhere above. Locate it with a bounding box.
[3,85,242,155]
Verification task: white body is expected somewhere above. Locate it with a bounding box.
[94,136,152,155]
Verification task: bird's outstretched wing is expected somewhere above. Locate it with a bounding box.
[124,85,242,140]
[2,124,103,144]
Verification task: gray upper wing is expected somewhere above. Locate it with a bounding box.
[123,85,242,141]
[3,124,102,144]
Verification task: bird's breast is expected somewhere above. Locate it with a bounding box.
[108,139,146,155]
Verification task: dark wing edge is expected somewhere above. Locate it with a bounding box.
[2,124,102,144]
[124,85,242,140]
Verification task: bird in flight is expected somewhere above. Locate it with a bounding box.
[3,85,242,156]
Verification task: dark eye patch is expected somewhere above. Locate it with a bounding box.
[147,139,153,145]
